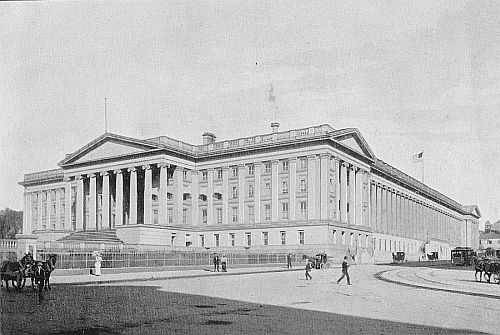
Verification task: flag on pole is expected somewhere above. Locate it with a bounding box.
[268,84,276,103]
[413,151,423,163]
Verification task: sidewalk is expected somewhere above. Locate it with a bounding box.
[50,265,306,285]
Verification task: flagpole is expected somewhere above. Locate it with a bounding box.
[104,97,108,133]
[421,150,424,183]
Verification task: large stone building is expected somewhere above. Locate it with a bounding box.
[17,124,480,262]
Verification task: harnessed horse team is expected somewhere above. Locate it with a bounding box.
[0,253,58,304]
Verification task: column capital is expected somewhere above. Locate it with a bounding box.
[288,157,297,162]
[222,166,229,171]
[63,176,72,182]
[237,164,245,169]
[332,156,341,162]
[128,167,137,173]
[271,160,279,165]
[307,154,316,160]
[100,171,109,177]
[75,175,83,181]
[113,169,123,175]
[253,162,262,167]
[157,163,170,169]
[319,153,331,159]
[142,164,151,170]
[87,173,96,179]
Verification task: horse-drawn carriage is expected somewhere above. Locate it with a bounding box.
[451,247,475,266]
[303,253,334,269]
[392,252,406,263]
[473,256,500,284]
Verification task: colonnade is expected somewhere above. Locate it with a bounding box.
[24,153,372,234]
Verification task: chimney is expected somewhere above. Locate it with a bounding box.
[271,122,280,133]
[202,132,216,145]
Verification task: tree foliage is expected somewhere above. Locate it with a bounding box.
[0,208,23,239]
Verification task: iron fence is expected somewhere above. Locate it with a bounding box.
[36,250,303,270]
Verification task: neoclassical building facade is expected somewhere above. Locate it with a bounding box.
[18,124,480,262]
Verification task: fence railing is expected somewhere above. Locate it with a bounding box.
[37,250,304,270]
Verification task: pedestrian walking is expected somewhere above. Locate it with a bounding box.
[213,253,219,272]
[221,254,227,272]
[336,256,351,285]
[305,258,312,280]
[287,253,292,268]
[93,251,102,276]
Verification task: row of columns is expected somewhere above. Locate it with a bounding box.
[370,182,462,243]
[24,154,372,234]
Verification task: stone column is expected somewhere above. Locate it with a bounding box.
[101,171,110,229]
[191,170,199,226]
[340,162,348,223]
[64,181,71,230]
[355,168,363,226]
[222,167,229,224]
[289,158,297,221]
[142,165,152,225]
[254,163,261,223]
[174,166,183,225]
[307,155,316,220]
[55,189,61,230]
[129,167,137,225]
[271,160,279,222]
[392,191,397,236]
[362,171,370,227]
[207,168,214,225]
[238,164,245,224]
[37,191,43,229]
[76,176,84,230]
[320,154,330,220]
[376,185,382,232]
[333,158,340,221]
[88,173,97,230]
[25,192,32,234]
[381,187,388,234]
[348,166,355,225]
[47,189,52,229]
[157,164,168,225]
[115,169,124,226]
[22,193,28,233]
[370,183,376,229]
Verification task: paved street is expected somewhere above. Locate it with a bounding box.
[1,264,499,334]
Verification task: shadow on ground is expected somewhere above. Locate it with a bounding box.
[1,283,489,335]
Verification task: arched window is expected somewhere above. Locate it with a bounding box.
[183,193,191,200]
[198,194,207,202]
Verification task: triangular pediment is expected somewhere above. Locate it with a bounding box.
[331,129,376,159]
[59,133,162,167]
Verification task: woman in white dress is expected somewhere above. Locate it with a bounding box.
[94,253,102,276]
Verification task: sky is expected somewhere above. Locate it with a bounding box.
[1,0,499,229]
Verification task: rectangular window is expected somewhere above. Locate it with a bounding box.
[52,224,56,231]
[232,186,238,199]
[202,209,207,223]
[62,204,65,213]
[300,158,307,169]
[299,231,305,245]
[282,181,288,194]
[153,209,158,224]
[265,162,271,174]
[183,170,188,180]
[264,204,271,221]
[262,232,268,246]
[248,164,254,175]
[232,166,238,177]
[200,235,205,248]
[282,202,289,220]
[341,231,346,245]
[168,208,173,223]
[246,232,252,246]
[214,234,220,247]
[265,182,271,195]
[232,207,238,223]
[202,171,208,181]
[248,205,254,222]
[282,160,289,171]
[171,233,176,246]
[300,179,307,193]
[217,169,223,179]
[216,208,222,224]
[183,209,187,224]
[230,233,235,246]
[300,201,307,219]
[248,184,254,198]
[52,204,56,214]
[280,231,286,245]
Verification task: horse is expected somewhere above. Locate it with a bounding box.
[30,254,57,291]
[472,256,492,283]
[0,253,34,291]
